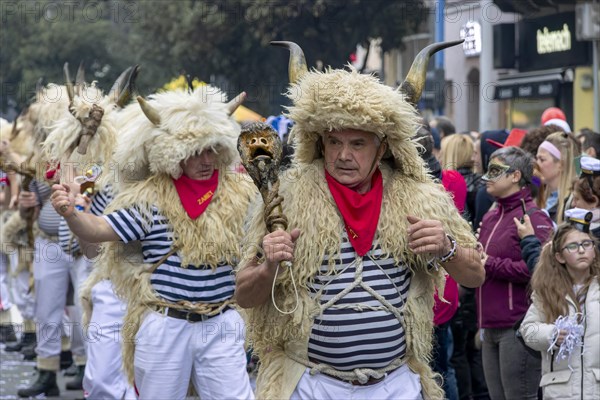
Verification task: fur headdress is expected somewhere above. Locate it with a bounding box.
[273,41,463,176]
[43,64,140,168]
[113,86,245,180]
[10,84,71,165]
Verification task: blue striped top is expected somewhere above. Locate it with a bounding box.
[59,184,114,254]
[308,233,411,371]
[103,205,235,304]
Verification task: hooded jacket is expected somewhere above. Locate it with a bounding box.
[477,187,553,328]
[520,278,600,400]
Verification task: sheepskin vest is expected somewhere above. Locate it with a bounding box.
[239,160,477,400]
[85,170,256,383]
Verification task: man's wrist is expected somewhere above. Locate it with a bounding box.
[439,234,457,263]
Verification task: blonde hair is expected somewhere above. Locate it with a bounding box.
[440,134,473,171]
[544,131,581,223]
[532,223,600,322]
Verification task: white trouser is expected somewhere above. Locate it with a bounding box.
[134,308,254,400]
[0,251,13,311]
[6,249,35,321]
[83,279,135,400]
[67,257,92,360]
[33,237,86,360]
[290,364,423,400]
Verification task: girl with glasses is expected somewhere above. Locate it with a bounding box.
[519,216,600,399]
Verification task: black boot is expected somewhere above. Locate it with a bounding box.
[5,332,36,352]
[0,324,18,342]
[21,344,37,361]
[60,350,73,370]
[65,365,85,390]
[63,362,79,376]
[17,369,60,397]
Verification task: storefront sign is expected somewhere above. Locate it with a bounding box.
[537,24,571,54]
[519,12,590,72]
[460,21,481,57]
[494,80,559,100]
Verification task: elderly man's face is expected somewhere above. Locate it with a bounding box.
[323,129,385,192]
[180,148,217,180]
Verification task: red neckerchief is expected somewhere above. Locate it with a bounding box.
[325,169,383,256]
[172,170,219,219]
[45,163,60,181]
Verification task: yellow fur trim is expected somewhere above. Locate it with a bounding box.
[0,310,12,324]
[23,319,36,333]
[37,356,60,372]
[239,161,475,399]
[61,335,70,351]
[73,354,87,366]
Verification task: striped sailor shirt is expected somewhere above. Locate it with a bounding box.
[307,232,411,371]
[58,184,114,254]
[29,180,61,237]
[103,204,235,304]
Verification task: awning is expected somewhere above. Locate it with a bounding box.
[493,71,565,100]
[233,105,263,122]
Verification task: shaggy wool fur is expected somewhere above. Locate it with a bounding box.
[42,83,116,168]
[24,85,71,165]
[94,170,256,383]
[1,211,28,248]
[238,67,478,400]
[240,161,475,399]
[110,87,241,185]
[285,67,424,175]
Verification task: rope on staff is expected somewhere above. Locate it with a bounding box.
[263,180,299,315]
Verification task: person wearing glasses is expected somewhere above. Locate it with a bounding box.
[477,146,553,400]
[515,156,600,273]
[519,209,600,400]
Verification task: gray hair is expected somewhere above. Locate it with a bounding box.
[490,146,534,186]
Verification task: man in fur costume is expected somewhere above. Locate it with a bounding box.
[51,86,257,399]
[236,41,485,400]
[41,65,138,399]
[16,79,106,398]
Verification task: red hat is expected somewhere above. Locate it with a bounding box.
[486,128,527,149]
[541,107,566,125]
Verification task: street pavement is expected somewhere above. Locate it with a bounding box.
[0,342,84,400]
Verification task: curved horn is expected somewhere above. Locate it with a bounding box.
[270,41,308,84]
[185,74,194,94]
[76,61,85,85]
[399,39,464,105]
[9,118,18,141]
[63,62,74,103]
[35,77,44,92]
[226,92,246,116]
[109,66,132,96]
[137,96,161,126]
[111,65,140,107]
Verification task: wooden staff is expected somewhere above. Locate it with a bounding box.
[238,121,298,314]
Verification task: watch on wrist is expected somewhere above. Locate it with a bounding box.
[439,234,457,263]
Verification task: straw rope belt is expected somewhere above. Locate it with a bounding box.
[286,349,406,385]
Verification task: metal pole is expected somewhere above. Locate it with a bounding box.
[436,0,445,115]
[479,0,496,132]
[594,38,600,132]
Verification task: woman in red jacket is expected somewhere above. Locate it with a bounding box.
[477,146,553,400]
